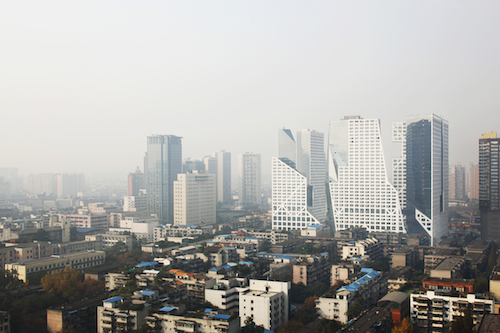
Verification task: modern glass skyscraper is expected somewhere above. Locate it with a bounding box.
[272,129,326,231]
[328,116,405,233]
[402,114,449,245]
[479,132,500,241]
[146,135,182,222]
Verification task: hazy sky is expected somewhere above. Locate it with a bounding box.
[2,1,499,182]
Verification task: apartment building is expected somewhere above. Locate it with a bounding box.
[146,307,239,333]
[239,280,290,332]
[316,268,387,324]
[5,251,106,282]
[205,278,248,312]
[85,234,133,251]
[292,252,330,286]
[410,290,493,332]
[340,237,383,261]
[97,296,149,333]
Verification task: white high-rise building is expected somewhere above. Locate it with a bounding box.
[173,171,216,226]
[272,129,326,231]
[328,116,405,233]
[238,153,261,207]
[214,151,231,204]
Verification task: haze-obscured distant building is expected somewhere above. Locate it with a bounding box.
[214,151,231,204]
[146,135,182,222]
[238,153,261,207]
[128,168,145,196]
[450,164,466,201]
[173,171,216,226]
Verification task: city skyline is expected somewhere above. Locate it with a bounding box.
[1,2,499,181]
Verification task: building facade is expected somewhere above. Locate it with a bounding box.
[450,164,466,201]
[399,114,449,246]
[238,153,261,207]
[272,129,326,231]
[214,151,232,204]
[173,171,216,226]
[328,116,405,233]
[479,132,500,241]
[146,135,182,223]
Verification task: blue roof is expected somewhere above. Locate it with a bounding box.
[141,290,155,296]
[209,267,220,272]
[76,227,99,233]
[245,237,259,240]
[308,224,323,228]
[159,306,176,312]
[218,234,230,238]
[212,314,231,320]
[103,296,124,303]
[136,261,158,268]
[239,261,253,265]
[204,308,213,313]
[277,255,293,259]
[221,265,233,270]
[361,268,374,273]
[221,247,236,250]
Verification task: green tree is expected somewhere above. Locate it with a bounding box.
[346,297,365,320]
[258,239,271,252]
[242,317,265,333]
[41,267,84,302]
[450,306,473,333]
[278,321,304,333]
[293,296,318,325]
[314,319,342,333]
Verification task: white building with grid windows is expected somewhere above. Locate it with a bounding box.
[328,116,406,233]
[272,129,327,231]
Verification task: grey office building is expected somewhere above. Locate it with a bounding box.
[146,135,182,222]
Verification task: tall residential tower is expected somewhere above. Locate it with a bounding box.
[479,132,500,241]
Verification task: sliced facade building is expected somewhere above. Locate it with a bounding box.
[328,116,405,233]
[272,129,326,231]
[394,114,449,245]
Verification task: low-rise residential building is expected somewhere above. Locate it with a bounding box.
[331,264,354,286]
[410,290,494,332]
[85,234,133,251]
[422,279,474,295]
[108,215,159,242]
[167,269,216,307]
[0,311,9,333]
[371,232,405,245]
[300,224,331,238]
[316,268,387,324]
[205,278,247,312]
[391,247,419,268]
[153,224,203,242]
[146,307,239,333]
[340,237,383,261]
[387,266,412,291]
[430,257,468,280]
[245,229,290,245]
[58,213,109,229]
[292,252,330,286]
[209,247,240,267]
[97,296,149,333]
[239,279,290,332]
[5,251,106,282]
[105,272,131,291]
[47,296,101,333]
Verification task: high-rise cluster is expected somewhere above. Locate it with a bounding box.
[272,113,449,245]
